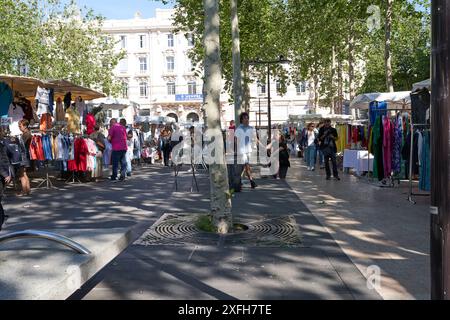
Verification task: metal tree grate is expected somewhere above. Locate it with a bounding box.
[134,214,302,247]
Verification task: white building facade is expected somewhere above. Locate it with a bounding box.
[102,9,315,127]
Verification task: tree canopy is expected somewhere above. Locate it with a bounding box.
[0,0,124,95]
[157,0,430,111]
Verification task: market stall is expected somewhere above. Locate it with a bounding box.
[349,91,412,186]
[1,75,108,188]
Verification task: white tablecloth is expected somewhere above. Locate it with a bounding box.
[343,149,374,172]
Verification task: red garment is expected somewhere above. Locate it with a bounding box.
[29,135,45,161]
[86,113,96,135]
[68,138,88,172]
[351,127,358,144]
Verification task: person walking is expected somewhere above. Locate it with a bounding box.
[108,118,128,181]
[305,123,318,171]
[318,119,340,181]
[0,137,12,231]
[235,112,257,189]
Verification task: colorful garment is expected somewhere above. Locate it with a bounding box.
[392,114,403,175]
[66,107,81,134]
[40,113,53,131]
[419,131,431,191]
[30,135,45,161]
[86,113,96,135]
[382,116,394,177]
[372,116,384,180]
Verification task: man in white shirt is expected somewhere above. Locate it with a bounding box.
[235,112,257,189]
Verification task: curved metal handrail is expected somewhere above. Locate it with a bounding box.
[0,230,91,255]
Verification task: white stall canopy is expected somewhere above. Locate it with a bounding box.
[350,91,412,110]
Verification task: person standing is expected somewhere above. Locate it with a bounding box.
[108,118,127,181]
[305,123,318,171]
[126,129,134,177]
[316,121,325,169]
[278,135,291,179]
[229,120,236,131]
[0,137,12,231]
[89,124,106,181]
[235,112,257,189]
[16,119,31,195]
[318,119,340,181]
[160,126,172,167]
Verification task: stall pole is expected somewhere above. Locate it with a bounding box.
[431,0,450,300]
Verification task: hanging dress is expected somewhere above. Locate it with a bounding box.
[372,116,384,180]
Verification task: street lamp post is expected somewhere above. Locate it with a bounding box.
[245,56,291,140]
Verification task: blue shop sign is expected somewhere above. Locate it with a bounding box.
[176,94,203,101]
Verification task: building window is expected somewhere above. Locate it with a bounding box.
[139,81,148,98]
[296,81,307,95]
[186,58,194,73]
[187,33,194,47]
[106,110,113,118]
[188,82,197,95]
[166,56,175,72]
[139,35,146,49]
[167,82,176,95]
[121,82,128,99]
[186,112,199,123]
[276,81,283,95]
[168,33,174,47]
[118,58,128,74]
[119,110,124,118]
[139,57,148,73]
[257,82,266,95]
[120,35,127,49]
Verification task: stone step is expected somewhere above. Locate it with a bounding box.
[0,228,132,300]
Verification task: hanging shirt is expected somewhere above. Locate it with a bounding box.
[40,113,53,131]
[35,86,50,115]
[85,113,96,135]
[8,104,25,136]
[54,101,65,122]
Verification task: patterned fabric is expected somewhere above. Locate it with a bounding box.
[392,114,403,174]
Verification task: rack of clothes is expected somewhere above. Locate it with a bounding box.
[29,129,101,185]
[405,124,430,204]
[368,109,411,187]
[335,121,369,153]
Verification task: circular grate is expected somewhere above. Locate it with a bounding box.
[134,214,302,247]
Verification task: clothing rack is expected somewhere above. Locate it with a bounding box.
[365,108,411,187]
[30,129,59,190]
[407,123,431,204]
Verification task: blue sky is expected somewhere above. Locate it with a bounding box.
[74,0,173,19]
